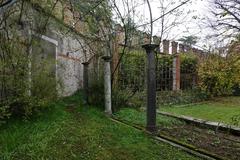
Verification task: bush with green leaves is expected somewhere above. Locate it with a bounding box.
[88,78,105,108]
[0,33,59,125]
[116,50,202,107]
[112,88,146,112]
[198,53,240,96]
[180,53,198,73]
[157,89,209,106]
[118,50,146,91]
[0,105,11,125]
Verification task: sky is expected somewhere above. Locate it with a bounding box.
[113,0,219,49]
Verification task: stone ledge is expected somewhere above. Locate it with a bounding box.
[157,111,240,136]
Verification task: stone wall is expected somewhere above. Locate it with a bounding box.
[27,1,93,96]
[30,29,89,96]
[57,35,86,96]
[0,0,105,100]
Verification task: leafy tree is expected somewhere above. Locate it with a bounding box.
[178,35,198,47]
[198,53,240,96]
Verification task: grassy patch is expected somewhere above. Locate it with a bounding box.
[0,93,199,160]
[114,107,240,160]
[114,108,185,127]
[161,96,240,126]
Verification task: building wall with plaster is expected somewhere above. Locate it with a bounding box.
[27,1,93,97]
[0,0,104,100]
[57,35,86,96]
[34,28,92,96]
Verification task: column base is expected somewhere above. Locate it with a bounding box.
[146,125,157,134]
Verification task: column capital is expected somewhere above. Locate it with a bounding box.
[102,56,112,62]
[82,62,89,65]
[146,125,157,133]
[142,44,159,53]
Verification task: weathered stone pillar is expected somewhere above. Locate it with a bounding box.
[22,21,32,96]
[179,44,184,53]
[142,44,158,133]
[27,30,32,96]
[172,41,180,91]
[82,62,89,104]
[192,48,198,54]
[163,40,170,54]
[172,54,180,91]
[102,56,112,115]
[171,41,178,54]
[185,45,191,53]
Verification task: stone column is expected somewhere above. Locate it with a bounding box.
[171,41,178,54]
[172,41,180,91]
[22,21,32,96]
[163,40,170,54]
[179,44,184,53]
[102,56,112,115]
[27,29,32,96]
[172,54,180,91]
[142,44,158,133]
[192,48,198,54]
[82,62,89,104]
[185,45,191,53]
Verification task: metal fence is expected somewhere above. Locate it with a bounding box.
[117,52,197,92]
[156,55,173,91]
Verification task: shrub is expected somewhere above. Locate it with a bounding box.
[0,33,59,124]
[88,78,105,108]
[198,54,240,96]
[112,89,209,109]
[0,59,58,121]
[88,79,135,112]
[157,89,209,106]
[112,88,145,112]
[232,84,240,96]
[0,105,11,125]
[118,51,146,91]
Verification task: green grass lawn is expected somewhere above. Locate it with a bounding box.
[0,93,199,160]
[114,108,185,127]
[160,96,240,126]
